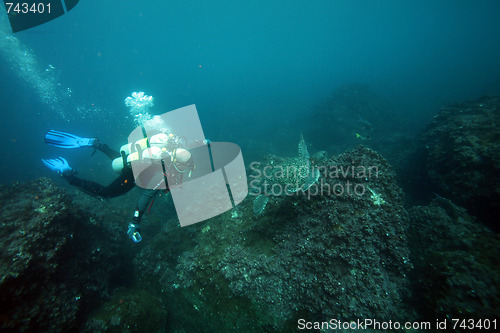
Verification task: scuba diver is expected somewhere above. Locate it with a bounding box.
[42,130,195,243]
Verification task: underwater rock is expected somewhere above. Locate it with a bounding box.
[424,95,500,230]
[134,145,414,331]
[0,178,127,332]
[83,289,167,333]
[408,199,500,320]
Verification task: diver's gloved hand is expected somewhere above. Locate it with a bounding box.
[42,157,76,178]
[127,223,142,243]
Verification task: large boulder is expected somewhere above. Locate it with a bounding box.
[133,145,415,332]
[408,198,500,320]
[83,288,167,333]
[0,178,128,332]
[423,95,500,230]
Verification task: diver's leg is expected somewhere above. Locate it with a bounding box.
[66,168,135,198]
[126,189,161,243]
[93,140,120,160]
[132,189,161,223]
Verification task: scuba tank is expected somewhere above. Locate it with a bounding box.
[111,133,185,173]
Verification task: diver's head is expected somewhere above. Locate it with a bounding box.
[172,148,193,172]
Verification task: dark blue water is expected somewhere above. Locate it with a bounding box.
[1,0,500,184]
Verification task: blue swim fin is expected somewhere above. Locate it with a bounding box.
[41,157,75,177]
[45,130,95,148]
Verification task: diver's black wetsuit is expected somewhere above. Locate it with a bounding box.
[65,142,136,197]
[64,141,163,224]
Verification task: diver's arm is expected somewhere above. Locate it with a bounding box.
[127,189,163,243]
